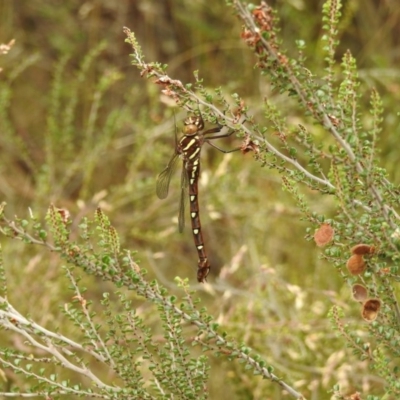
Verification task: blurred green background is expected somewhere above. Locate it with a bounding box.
[1,0,400,398]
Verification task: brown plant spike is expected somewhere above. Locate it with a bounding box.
[240,135,260,155]
[56,207,71,224]
[346,254,366,275]
[361,299,381,322]
[314,223,334,247]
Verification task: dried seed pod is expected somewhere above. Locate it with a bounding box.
[352,284,368,302]
[351,244,375,255]
[349,392,362,400]
[346,254,366,275]
[314,223,334,247]
[361,299,381,322]
[379,267,390,275]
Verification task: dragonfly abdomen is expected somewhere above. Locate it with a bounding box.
[180,135,211,282]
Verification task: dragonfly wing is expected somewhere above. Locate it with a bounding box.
[178,166,188,233]
[156,153,179,199]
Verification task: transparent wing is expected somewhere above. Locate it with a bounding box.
[156,153,179,199]
[178,166,188,233]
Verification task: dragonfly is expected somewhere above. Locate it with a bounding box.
[156,111,237,282]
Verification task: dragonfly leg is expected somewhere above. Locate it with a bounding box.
[206,140,241,153]
[205,129,236,140]
[202,126,223,135]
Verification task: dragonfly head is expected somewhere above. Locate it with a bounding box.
[183,115,204,136]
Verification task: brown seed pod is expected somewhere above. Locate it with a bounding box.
[351,244,375,255]
[346,254,366,275]
[314,223,334,247]
[361,298,381,322]
[352,284,368,302]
